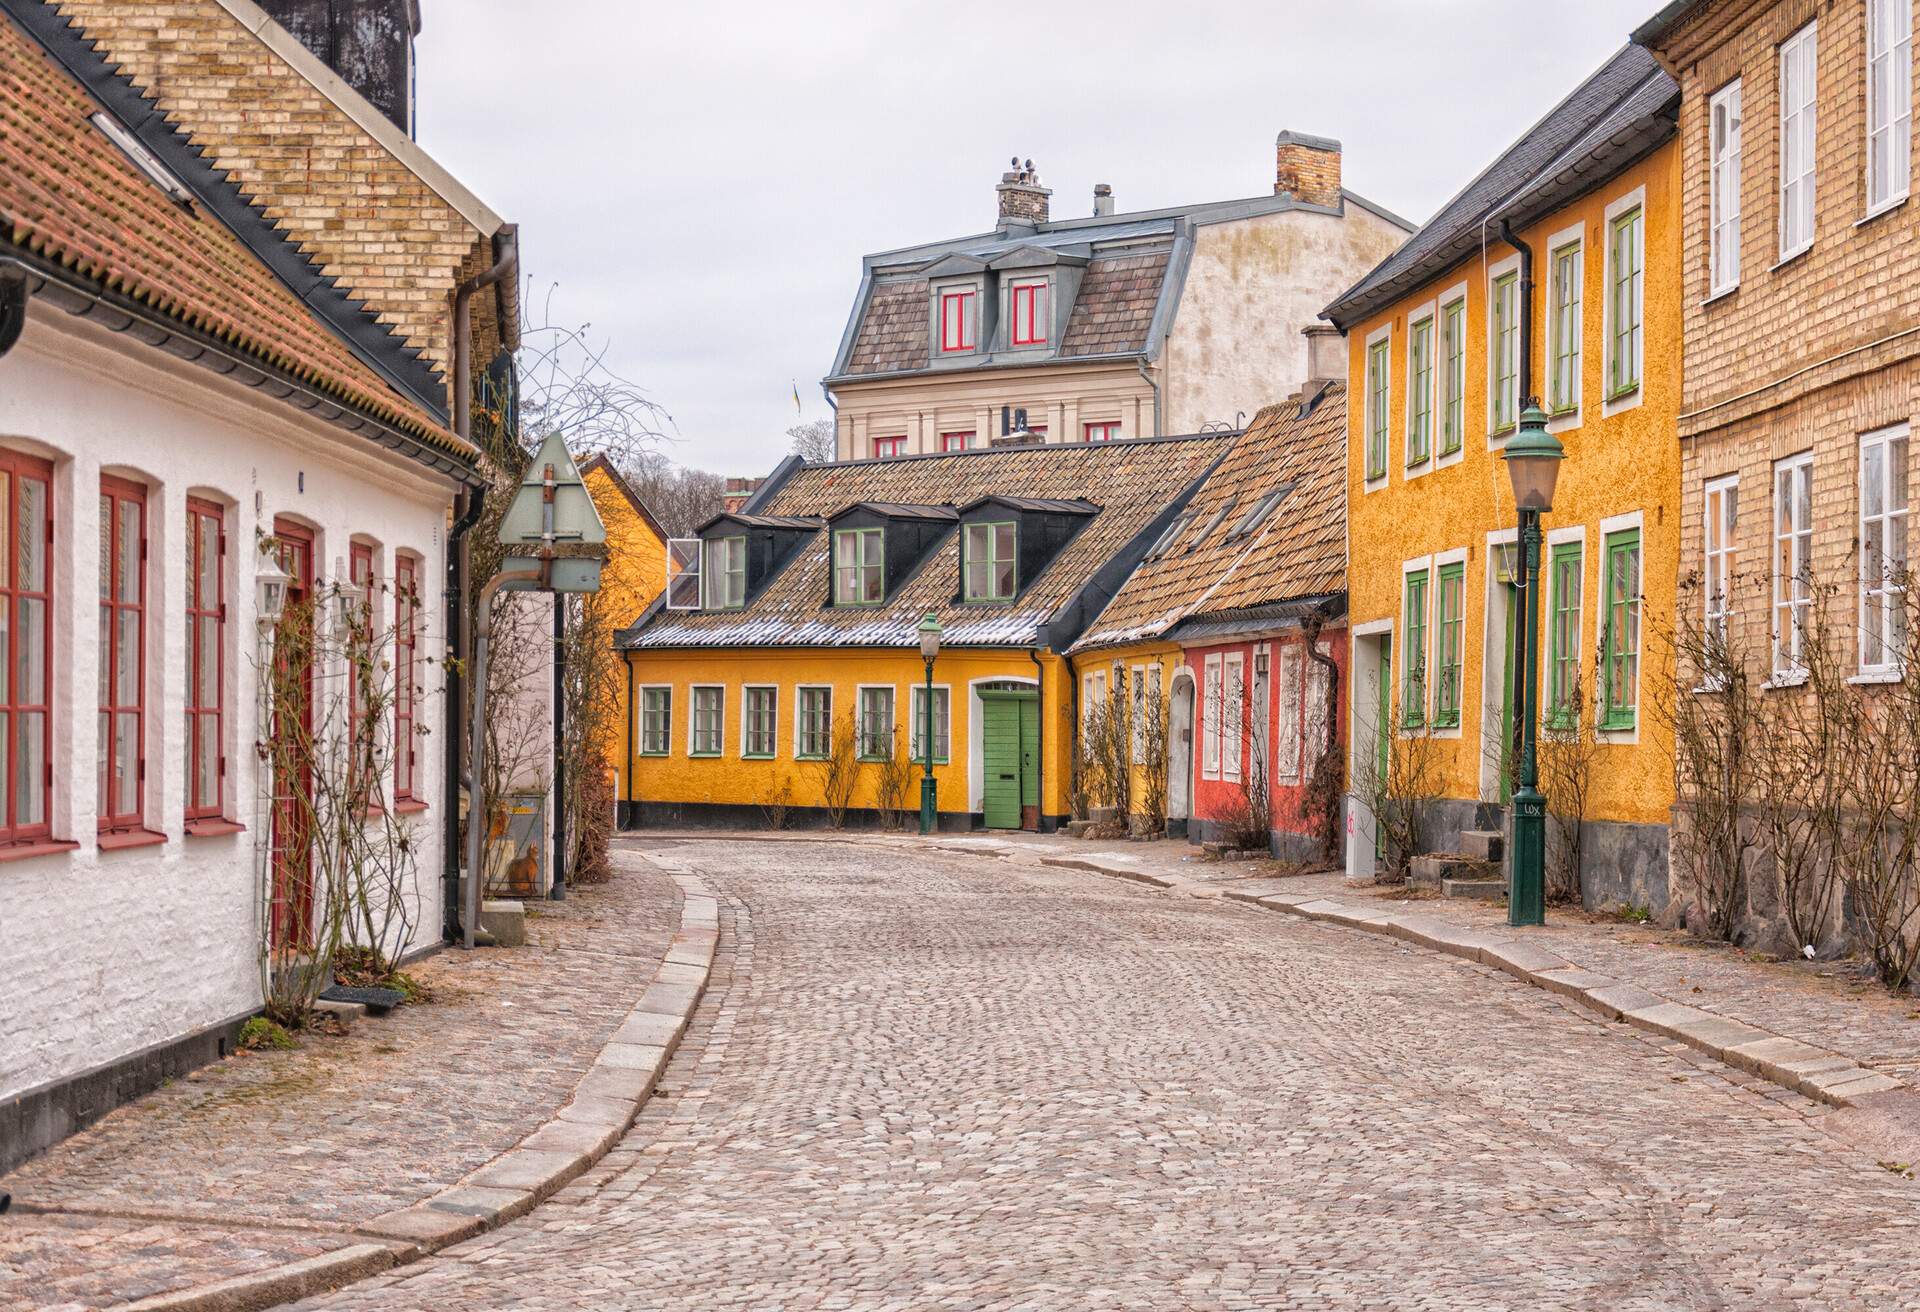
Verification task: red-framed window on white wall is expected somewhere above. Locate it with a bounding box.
[99,475,147,834]
[184,497,226,824]
[1083,422,1120,442]
[0,450,53,846]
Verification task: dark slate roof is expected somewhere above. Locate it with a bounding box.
[1071,383,1349,653]
[1322,44,1679,330]
[620,434,1233,652]
[1059,252,1170,358]
[965,496,1099,515]
[835,501,960,521]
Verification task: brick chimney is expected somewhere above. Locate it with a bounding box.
[997,157,1051,231]
[257,0,421,136]
[1303,324,1345,383]
[1092,183,1114,217]
[1274,131,1343,209]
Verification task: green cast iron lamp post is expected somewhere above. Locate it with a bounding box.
[917,612,943,835]
[1501,404,1564,928]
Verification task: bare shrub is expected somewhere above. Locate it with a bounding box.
[1351,663,1443,881]
[1299,621,1345,864]
[758,771,796,831]
[571,765,615,885]
[1214,666,1271,851]
[1539,664,1598,905]
[813,713,859,829]
[873,730,915,830]
[1135,674,1170,835]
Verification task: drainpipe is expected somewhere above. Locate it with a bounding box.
[550,595,566,900]
[0,267,27,360]
[1029,647,1047,832]
[1136,361,1162,437]
[445,225,519,942]
[1498,217,1537,408]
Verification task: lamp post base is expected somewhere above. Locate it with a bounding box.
[1509,785,1547,927]
[919,776,937,835]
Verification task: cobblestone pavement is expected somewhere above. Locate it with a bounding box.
[296,836,1918,1312]
[0,855,677,1311]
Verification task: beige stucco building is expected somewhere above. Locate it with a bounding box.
[824,136,1411,458]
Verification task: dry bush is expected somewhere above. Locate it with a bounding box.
[873,730,916,830]
[1352,663,1443,882]
[1134,676,1171,835]
[1299,621,1345,864]
[571,765,615,885]
[1214,667,1271,851]
[813,713,859,829]
[1539,663,1598,905]
[758,772,796,831]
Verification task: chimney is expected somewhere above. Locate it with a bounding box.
[1274,130,1343,209]
[996,157,1051,231]
[1092,183,1114,218]
[1303,324,1346,383]
[257,0,421,136]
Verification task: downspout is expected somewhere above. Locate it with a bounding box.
[1498,217,1537,408]
[1136,360,1162,437]
[1029,647,1048,832]
[0,268,27,360]
[622,653,635,824]
[444,226,519,943]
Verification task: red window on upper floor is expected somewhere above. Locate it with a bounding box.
[1028,425,1047,439]
[0,450,53,846]
[1083,422,1120,442]
[940,431,975,452]
[940,288,976,353]
[1010,280,1049,346]
[99,475,147,833]
[185,498,226,824]
[873,436,907,458]
[393,554,420,804]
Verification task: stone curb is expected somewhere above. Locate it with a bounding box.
[1052,855,1903,1109]
[122,862,717,1312]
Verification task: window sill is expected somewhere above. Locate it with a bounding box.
[1858,195,1907,228]
[1604,384,1642,404]
[1849,669,1903,685]
[184,818,246,838]
[689,752,722,760]
[393,799,429,815]
[0,838,80,863]
[1596,720,1637,735]
[1762,669,1810,690]
[1771,243,1813,273]
[742,753,776,761]
[96,828,166,852]
[1701,284,1739,308]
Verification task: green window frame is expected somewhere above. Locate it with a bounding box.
[1403,568,1429,728]
[964,521,1017,602]
[1407,316,1433,467]
[639,687,671,756]
[1549,242,1583,414]
[796,686,832,760]
[834,527,884,605]
[1607,207,1643,399]
[1366,336,1390,479]
[1434,562,1464,728]
[1491,272,1519,432]
[743,686,777,758]
[690,686,724,756]
[910,685,950,764]
[1547,543,1584,729]
[1440,298,1465,455]
[704,536,745,609]
[1600,529,1641,730]
[856,686,895,761]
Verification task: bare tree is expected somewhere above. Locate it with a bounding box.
[623,453,729,538]
[1539,663,1599,904]
[872,728,916,830]
[788,418,837,462]
[813,713,860,829]
[1351,665,1443,882]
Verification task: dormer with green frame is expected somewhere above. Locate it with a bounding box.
[954,495,1098,605]
[825,502,958,607]
[694,512,823,611]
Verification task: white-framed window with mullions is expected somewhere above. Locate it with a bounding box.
[1868,0,1913,217]
[1772,451,1815,680]
[1709,79,1743,296]
[1703,474,1739,657]
[1602,186,1645,416]
[1860,424,1910,676]
[1404,302,1435,474]
[689,684,725,757]
[795,685,832,760]
[741,685,779,759]
[638,685,672,756]
[1486,254,1521,439]
[910,684,951,764]
[1545,224,1583,421]
[1363,321,1391,486]
[1778,21,1818,259]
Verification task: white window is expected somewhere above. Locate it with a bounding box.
[1773,453,1815,674]
[703,536,745,609]
[1710,80,1743,294]
[1276,645,1303,784]
[857,686,895,760]
[1130,667,1147,761]
[1547,240,1583,413]
[691,686,724,756]
[1490,271,1520,431]
[665,538,701,609]
[1861,425,1910,671]
[1082,670,1107,725]
[1305,644,1331,771]
[1406,312,1434,466]
[1779,22,1818,258]
[1869,0,1913,213]
[1364,328,1391,481]
[1605,202,1644,399]
[1222,653,1245,779]
[910,685,950,763]
[1202,656,1222,778]
[834,527,884,605]
[1704,475,1739,651]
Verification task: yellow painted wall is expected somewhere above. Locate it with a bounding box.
[1068,643,1183,814]
[623,646,1078,821]
[1343,140,1681,827]
[585,465,666,784]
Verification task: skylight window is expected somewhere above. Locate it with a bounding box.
[1147,512,1195,559]
[91,112,194,207]
[1186,497,1236,552]
[1229,487,1291,540]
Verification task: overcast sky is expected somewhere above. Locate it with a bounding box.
[417,0,1657,477]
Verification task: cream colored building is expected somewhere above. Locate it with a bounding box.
[824,136,1411,457]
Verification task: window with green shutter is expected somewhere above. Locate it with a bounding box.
[1366,337,1390,480]
[1547,543,1584,729]
[1608,207,1643,399]
[1403,568,1429,728]
[1440,298,1465,454]
[1600,530,1641,729]
[1434,562,1464,727]
[1407,316,1433,467]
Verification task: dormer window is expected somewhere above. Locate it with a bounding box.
[940,288,977,353]
[834,527,885,604]
[964,521,1018,602]
[704,535,746,609]
[1009,278,1049,347]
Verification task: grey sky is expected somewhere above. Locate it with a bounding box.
[417,0,1659,476]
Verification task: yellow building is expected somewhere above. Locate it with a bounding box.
[615,434,1231,830]
[582,457,668,792]
[1322,45,1682,909]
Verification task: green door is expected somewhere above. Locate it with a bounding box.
[1499,582,1518,805]
[982,697,1023,829]
[1375,636,1391,862]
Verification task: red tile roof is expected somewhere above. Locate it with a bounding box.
[0,15,475,465]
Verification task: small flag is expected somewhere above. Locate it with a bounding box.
[791,380,802,415]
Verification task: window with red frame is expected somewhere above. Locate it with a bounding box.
[393,555,420,803]
[348,542,377,800]
[939,288,976,352]
[873,436,906,458]
[1010,280,1049,346]
[939,431,974,453]
[99,476,147,833]
[1028,425,1047,439]
[0,451,53,845]
[185,498,225,823]
[1083,422,1120,442]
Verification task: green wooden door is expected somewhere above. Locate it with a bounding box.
[1019,697,1040,811]
[1375,636,1391,862]
[983,698,1023,829]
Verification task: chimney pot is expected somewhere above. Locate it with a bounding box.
[1092,183,1114,217]
[1274,130,1343,210]
[257,0,420,134]
[1303,323,1346,384]
[997,155,1052,230]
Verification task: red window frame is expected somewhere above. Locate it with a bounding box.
[1011,280,1049,346]
[185,498,226,823]
[0,450,54,846]
[393,554,420,803]
[873,436,907,459]
[939,431,975,453]
[1028,425,1047,439]
[939,288,976,352]
[99,475,147,834]
[348,542,377,802]
[1083,422,1121,442]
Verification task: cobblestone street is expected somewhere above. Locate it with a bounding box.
[293,836,1918,1311]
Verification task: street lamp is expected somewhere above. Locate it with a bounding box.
[1501,403,1565,928]
[917,612,943,835]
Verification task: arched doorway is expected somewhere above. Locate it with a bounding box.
[1167,670,1195,838]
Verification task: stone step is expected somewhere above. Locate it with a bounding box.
[1460,829,1505,863]
[1409,854,1499,885]
[1442,877,1507,901]
[313,997,367,1024]
[1063,820,1094,838]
